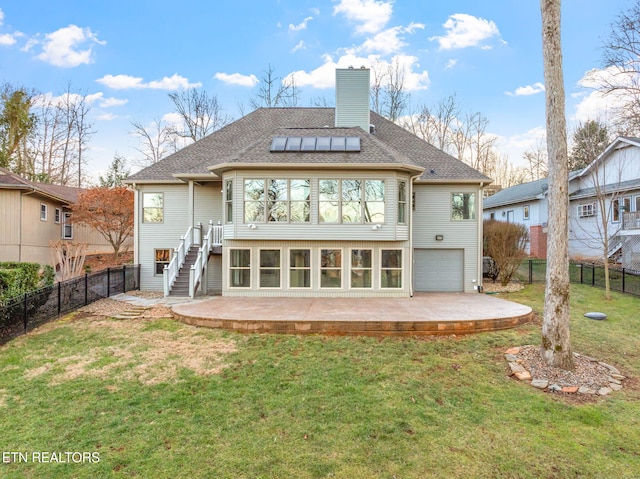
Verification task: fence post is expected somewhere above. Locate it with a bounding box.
[23,293,28,333]
[622,268,626,294]
[122,266,126,294]
[107,268,111,297]
[529,260,533,284]
[84,273,88,305]
[592,263,595,286]
[57,281,61,315]
[580,263,583,284]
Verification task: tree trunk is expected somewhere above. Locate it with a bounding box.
[540,0,574,370]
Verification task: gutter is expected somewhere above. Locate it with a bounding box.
[408,172,422,298]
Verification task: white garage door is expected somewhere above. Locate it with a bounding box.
[414,249,464,292]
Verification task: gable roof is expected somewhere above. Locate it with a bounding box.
[0,167,82,204]
[483,177,550,209]
[126,108,490,184]
[578,136,640,179]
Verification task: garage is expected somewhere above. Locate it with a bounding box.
[414,249,464,292]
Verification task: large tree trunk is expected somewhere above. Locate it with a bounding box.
[540,0,574,370]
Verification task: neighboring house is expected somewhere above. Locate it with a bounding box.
[125,68,491,298]
[0,168,132,266]
[483,137,640,269]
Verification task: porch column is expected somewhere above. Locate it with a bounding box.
[188,180,195,229]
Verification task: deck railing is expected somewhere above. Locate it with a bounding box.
[163,224,202,296]
[623,211,640,230]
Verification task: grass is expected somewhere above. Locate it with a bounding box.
[0,284,639,478]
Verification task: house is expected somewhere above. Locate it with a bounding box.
[483,137,640,269]
[125,68,491,298]
[0,167,132,267]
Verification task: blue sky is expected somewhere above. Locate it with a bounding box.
[0,0,630,179]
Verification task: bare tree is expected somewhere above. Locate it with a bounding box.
[168,88,230,142]
[540,0,574,370]
[131,118,175,167]
[0,83,37,175]
[601,2,640,130]
[249,65,300,109]
[522,139,549,181]
[371,59,410,123]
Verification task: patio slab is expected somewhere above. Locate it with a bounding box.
[171,293,533,336]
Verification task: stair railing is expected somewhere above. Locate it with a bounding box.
[188,221,224,298]
[163,224,202,296]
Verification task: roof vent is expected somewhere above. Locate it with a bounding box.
[430,169,436,174]
[369,124,376,134]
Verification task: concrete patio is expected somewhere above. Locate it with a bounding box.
[171,292,533,336]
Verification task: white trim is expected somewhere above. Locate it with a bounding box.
[40,203,47,221]
[288,248,312,289]
[319,247,343,289]
[228,248,252,289]
[55,208,61,224]
[62,212,73,239]
[380,248,403,289]
[349,248,373,289]
[258,248,283,289]
[142,192,164,224]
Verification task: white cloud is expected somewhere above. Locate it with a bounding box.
[36,25,105,67]
[353,23,424,56]
[0,33,16,46]
[496,126,547,165]
[289,16,313,32]
[96,73,201,90]
[32,91,104,108]
[292,40,306,53]
[571,67,630,123]
[505,82,545,96]
[96,113,117,121]
[214,72,259,87]
[100,97,129,108]
[430,13,501,50]
[285,53,429,91]
[0,8,4,26]
[445,59,457,69]
[333,0,393,34]
[310,8,320,15]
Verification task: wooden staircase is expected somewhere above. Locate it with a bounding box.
[169,246,200,297]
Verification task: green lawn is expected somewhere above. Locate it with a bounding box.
[0,284,639,478]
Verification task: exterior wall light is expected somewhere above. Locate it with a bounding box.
[435,234,444,241]
[248,224,257,230]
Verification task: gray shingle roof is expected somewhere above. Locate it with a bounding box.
[483,177,549,208]
[0,167,81,204]
[127,108,490,183]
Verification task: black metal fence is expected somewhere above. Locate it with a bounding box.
[516,259,640,297]
[0,265,140,346]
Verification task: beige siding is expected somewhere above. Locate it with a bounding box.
[222,239,410,297]
[412,184,482,293]
[137,184,191,291]
[224,170,410,242]
[0,190,21,247]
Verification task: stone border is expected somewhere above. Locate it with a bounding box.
[505,346,626,396]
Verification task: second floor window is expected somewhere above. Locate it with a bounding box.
[244,179,310,223]
[225,179,233,223]
[143,193,164,223]
[319,179,385,224]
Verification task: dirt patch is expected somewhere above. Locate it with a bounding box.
[83,252,134,273]
[24,316,237,386]
[483,281,524,293]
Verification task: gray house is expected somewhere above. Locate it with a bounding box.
[126,68,491,297]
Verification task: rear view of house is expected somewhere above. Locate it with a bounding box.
[126,68,491,297]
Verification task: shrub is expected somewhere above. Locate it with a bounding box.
[483,220,529,286]
[0,262,55,305]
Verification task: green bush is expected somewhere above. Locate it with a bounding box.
[0,262,55,305]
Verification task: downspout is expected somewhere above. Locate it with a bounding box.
[188,180,195,241]
[132,184,139,265]
[477,182,486,292]
[408,173,422,297]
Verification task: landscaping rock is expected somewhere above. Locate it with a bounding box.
[599,362,621,375]
[531,379,548,389]
[562,386,579,394]
[584,312,607,320]
[548,384,562,392]
[509,362,526,374]
[578,387,596,395]
[610,373,626,381]
[598,387,613,396]
[505,354,518,362]
[514,371,532,381]
[610,383,623,392]
[505,347,521,355]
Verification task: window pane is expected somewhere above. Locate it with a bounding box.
[143,193,163,223]
[452,193,476,220]
[364,202,384,223]
[290,202,310,222]
[244,179,264,200]
[230,270,251,288]
[290,270,310,288]
[260,250,280,268]
[268,201,288,222]
[230,249,250,267]
[351,270,371,288]
[290,179,310,201]
[351,249,372,268]
[290,249,310,267]
[321,249,341,268]
[319,180,339,201]
[245,202,265,222]
[365,180,384,201]
[342,180,361,201]
[290,249,311,288]
[225,179,233,201]
[381,270,402,288]
[382,250,402,268]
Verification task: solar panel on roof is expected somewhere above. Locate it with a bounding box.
[301,137,317,151]
[285,137,302,151]
[330,137,346,151]
[270,137,287,151]
[346,137,361,151]
[315,137,331,151]
[270,136,360,152]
